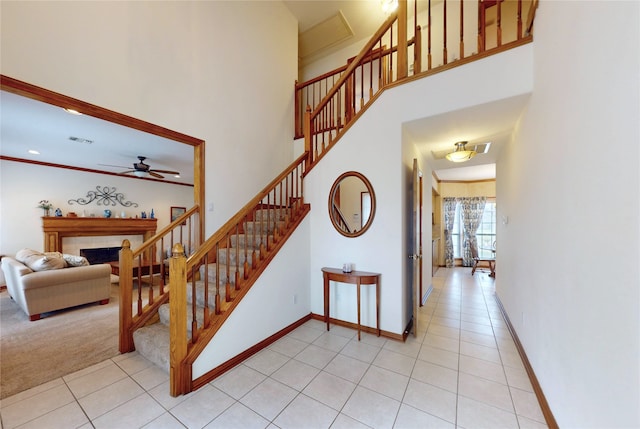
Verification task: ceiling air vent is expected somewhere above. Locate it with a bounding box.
[299,10,354,61]
[68,136,94,144]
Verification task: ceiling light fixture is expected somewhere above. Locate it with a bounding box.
[381,0,398,14]
[134,171,149,178]
[64,108,82,115]
[445,141,477,163]
[28,149,40,155]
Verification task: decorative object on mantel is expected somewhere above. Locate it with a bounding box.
[37,200,53,216]
[141,211,147,219]
[150,208,155,219]
[54,208,62,217]
[103,209,112,218]
[68,186,139,207]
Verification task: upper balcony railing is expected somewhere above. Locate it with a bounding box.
[296,0,538,166]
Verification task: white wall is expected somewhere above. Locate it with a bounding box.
[0,0,298,237]
[0,0,310,384]
[193,215,311,378]
[0,160,193,255]
[306,45,533,335]
[496,1,640,427]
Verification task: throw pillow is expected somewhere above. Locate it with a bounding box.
[62,254,90,267]
[15,248,67,271]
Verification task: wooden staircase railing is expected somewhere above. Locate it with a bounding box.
[119,206,201,353]
[169,153,310,396]
[331,202,352,234]
[298,0,538,165]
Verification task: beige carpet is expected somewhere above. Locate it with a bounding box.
[0,284,121,399]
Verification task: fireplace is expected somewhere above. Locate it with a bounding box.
[42,217,157,253]
[80,247,121,265]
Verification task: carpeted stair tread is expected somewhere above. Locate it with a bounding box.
[199,264,241,284]
[158,303,205,335]
[133,323,169,373]
[188,277,228,307]
[216,248,259,266]
[242,220,285,235]
[229,234,273,249]
[254,208,290,221]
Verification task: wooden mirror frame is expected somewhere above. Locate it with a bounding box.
[328,171,376,237]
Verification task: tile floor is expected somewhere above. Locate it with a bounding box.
[0,268,548,429]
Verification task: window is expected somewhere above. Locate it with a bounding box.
[451,199,496,259]
[476,200,496,258]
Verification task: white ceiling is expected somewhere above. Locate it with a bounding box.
[284,0,390,66]
[0,90,194,185]
[0,1,522,184]
[404,94,531,181]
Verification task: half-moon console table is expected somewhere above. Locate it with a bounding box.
[321,267,381,341]
[42,217,157,253]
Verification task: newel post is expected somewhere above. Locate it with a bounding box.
[118,240,134,353]
[169,243,188,397]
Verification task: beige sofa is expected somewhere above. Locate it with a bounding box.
[1,251,112,321]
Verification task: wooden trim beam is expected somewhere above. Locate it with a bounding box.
[0,75,206,233]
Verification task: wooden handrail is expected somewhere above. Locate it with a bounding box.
[186,153,308,264]
[298,0,537,172]
[312,13,397,121]
[134,206,199,257]
[168,153,309,395]
[295,65,349,90]
[119,205,201,353]
[331,202,352,234]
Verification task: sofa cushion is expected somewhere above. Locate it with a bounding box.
[15,249,67,271]
[62,254,90,267]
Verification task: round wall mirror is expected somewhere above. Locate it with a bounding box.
[328,171,376,237]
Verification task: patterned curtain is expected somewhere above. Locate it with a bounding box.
[443,197,458,267]
[460,197,486,266]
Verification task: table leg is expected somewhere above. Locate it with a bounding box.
[357,279,361,341]
[324,273,330,331]
[376,276,380,337]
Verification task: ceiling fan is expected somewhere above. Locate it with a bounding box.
[101,156,180,179]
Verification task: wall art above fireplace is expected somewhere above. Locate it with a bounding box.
[68,185,139,207]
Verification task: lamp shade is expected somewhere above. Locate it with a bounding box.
[134,170,149,178]
[445,141,476,163]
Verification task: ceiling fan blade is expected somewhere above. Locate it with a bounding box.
[119,170,136,174]
[150,169,180,175]
[149,171,165,179]
[98,163,131,169]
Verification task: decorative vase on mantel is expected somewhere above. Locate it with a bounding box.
[43,208,50,217]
